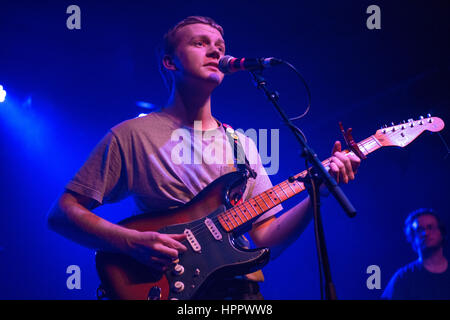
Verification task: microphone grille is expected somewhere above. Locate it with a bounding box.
[218,55,234,74]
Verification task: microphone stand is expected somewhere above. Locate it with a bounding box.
[250,69,357,300]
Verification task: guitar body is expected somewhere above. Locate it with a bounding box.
[95,171,270,300]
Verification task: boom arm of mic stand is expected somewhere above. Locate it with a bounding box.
[250,70,357,218]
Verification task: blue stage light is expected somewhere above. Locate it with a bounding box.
[0,85,6,103]
[136,101,158,109]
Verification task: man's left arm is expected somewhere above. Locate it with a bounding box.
[249,141,361,258]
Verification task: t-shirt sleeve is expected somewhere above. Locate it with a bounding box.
[381,269,408,300]
[65,131,129,205]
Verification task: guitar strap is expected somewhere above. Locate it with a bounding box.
[222,123,257,179]
[222,123,265,283]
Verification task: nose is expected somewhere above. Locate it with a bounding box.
[206,45,221,60]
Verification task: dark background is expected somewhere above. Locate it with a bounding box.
[0,0,449,299]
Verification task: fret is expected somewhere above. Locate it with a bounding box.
[265,191,277,206]
[272,188,284,202]
[285,181,296,195]
[221,212,236,229]
[240,203,253,219]
[257,194,270,211]
[290,181,303,193]
[358,136,380,155]
[232,207,244,225]
[218,215,231,232]
[280,182,294,197]
[219,133,393,233]
[245,201,258,217]
[226,210,238,228]
[277,184,290,199]
[242,204,253,220]
[251,198,264,213]
[235,205,249,222]
[357,140,370,155]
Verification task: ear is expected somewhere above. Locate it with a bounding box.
[162,54,177,71]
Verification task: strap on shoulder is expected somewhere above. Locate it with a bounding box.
[223,123,257,179]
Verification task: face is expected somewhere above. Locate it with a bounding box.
[165,23,226,88]
[411,214,443,252]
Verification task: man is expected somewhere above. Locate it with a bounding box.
[382,208,450,299]
[47,16,360,299]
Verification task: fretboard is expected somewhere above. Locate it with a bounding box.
[217,135,382,232]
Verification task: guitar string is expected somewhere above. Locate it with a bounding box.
[184,125,423,240]
[172,179,304,239]
[183,125,415,239]
[176,126,413,239]
[169,136,381,242]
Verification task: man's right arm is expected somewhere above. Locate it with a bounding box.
[47,190,187,270]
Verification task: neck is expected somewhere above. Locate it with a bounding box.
[163,80,218,130]
[419,246,448,273]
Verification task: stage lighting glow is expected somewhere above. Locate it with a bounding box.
[0,85,6,103]
[136,101,158,109]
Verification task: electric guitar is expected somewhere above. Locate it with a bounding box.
[95,116,445,300]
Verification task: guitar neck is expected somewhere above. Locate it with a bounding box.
[217,135,382,232]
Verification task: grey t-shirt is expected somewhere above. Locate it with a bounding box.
[66,111,282,224]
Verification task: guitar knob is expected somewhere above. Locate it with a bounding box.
[172,281,185,293]
[173,264,185,276]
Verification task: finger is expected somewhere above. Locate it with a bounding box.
[334,152,354,180]
[331,156,348,184]
[348,153,361,172]
[329,162,340,184]
[163,234,188,252]
[153,243,179,259]
[331,141,342,155]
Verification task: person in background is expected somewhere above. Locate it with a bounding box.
[382,208,450,299]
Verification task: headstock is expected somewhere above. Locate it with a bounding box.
[374,115,445,147]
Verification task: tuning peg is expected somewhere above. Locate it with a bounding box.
[419,115,424,125]
[390,122,396,131]
[427,114,433,123]
[408,119,414,127]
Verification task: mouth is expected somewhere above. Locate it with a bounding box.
[204,62,219,69]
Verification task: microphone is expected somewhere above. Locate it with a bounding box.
[218,55,283,74]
